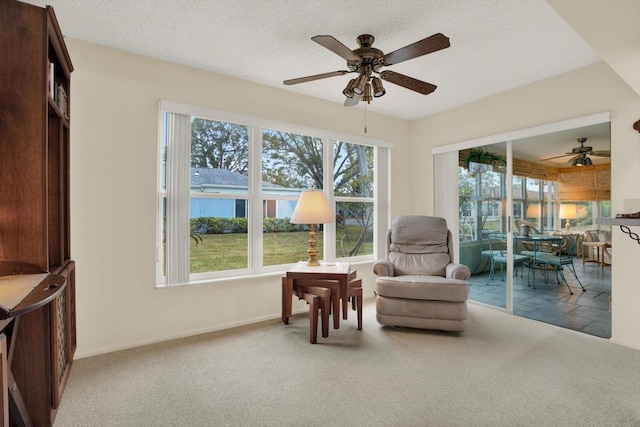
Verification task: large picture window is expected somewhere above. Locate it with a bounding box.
[158,102,390,286]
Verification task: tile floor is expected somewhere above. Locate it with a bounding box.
[468,259,611,338]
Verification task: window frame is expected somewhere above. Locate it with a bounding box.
[157,101,392,287]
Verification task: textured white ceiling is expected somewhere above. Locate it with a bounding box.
[24,0,601,122]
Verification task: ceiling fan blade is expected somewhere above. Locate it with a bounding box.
[283,70,350,85]
[590,151,610,157]
[344,93,361,107]
[540,153,573,161]
[311,35,360,61]
[379,70,437,95]
[381,33,450,66]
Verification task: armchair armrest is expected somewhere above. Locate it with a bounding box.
[446,263,471,280]
[372,259,394,277]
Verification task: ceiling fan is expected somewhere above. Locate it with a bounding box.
[541,138,610,166]
[283,33,450,106]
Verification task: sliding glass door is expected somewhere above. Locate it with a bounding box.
[458,141,512,310]
[435,113,612,338]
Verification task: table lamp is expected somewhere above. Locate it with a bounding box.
[290,187,334,266]
[559,204,577,231]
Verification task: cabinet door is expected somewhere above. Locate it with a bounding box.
[50,261,75,409]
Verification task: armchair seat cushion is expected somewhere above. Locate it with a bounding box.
[375,275,469,302]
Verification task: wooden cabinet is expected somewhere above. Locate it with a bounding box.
[0,0,75,425]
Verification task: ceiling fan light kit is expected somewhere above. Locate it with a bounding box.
[371,77,385,97]
[572,153,593,167]
[342,78,356,98]
[284,32,450,107]
[353,69,369,95]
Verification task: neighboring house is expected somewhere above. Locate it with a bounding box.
[189,167,300,219]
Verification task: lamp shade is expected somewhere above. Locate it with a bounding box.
[558,204,577,219]
[290,189,334,225]
[526,204,540,218]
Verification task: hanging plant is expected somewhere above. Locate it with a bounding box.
[463,147,506,177]
[463,146,506,169]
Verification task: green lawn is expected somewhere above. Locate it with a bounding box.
[189,225,372,273]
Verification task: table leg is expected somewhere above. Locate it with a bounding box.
[598,246,603,269]
[341,277,349,320]
[331,288,340,329]
[307,279,341,329]
[281,276,293,324]
[342,271,357,320]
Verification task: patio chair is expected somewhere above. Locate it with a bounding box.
[486,233,531,285]
[535,233,586,294]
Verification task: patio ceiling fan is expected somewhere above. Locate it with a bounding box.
[541,138,610,166]
[283,33,450,106]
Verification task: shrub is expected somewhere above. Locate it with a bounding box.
[190,216,306,234]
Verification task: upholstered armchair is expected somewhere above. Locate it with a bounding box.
[373,215,471,332]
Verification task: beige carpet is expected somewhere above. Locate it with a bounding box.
[54,300,640,426]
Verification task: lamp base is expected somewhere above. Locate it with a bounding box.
[306,224,320,266]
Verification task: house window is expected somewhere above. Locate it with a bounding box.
[261,129,324,267]
[334,141,374,258]
[158,101,391,286]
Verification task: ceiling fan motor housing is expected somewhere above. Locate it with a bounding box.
[348,34,384,73]
[572,137,592,153]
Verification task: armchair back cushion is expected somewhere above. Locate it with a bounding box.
[388,216,452,276]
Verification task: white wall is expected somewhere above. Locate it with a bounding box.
[67,39,411,357]
[409,61,640,350]
[68,33,640,355]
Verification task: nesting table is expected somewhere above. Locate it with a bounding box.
[281,261,361,343]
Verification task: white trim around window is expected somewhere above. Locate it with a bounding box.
[157,100,392,287]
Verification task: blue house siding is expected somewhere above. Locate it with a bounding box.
[188,167,302,219]
[276,200,297,218]
[190,198,235,218]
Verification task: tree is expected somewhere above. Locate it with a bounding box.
[334,141,374,256]
[262,131,374,257]
[262,130,322,189]
[191,118,249,174]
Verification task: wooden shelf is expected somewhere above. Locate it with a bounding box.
[597,218,640,226]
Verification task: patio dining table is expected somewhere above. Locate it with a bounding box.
[513,234,563,288]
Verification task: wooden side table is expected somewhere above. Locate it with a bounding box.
[282,261,356,330]
[582,241,611,269]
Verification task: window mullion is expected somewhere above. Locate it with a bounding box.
[251,126,263,270]
[324,138,336,261]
